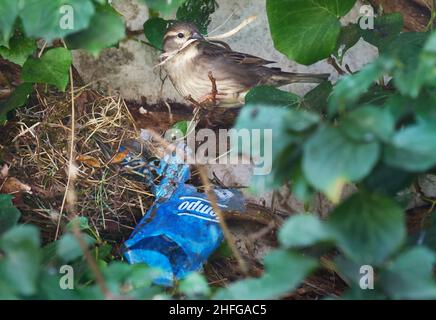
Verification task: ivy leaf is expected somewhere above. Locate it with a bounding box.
[379,247,436,299]
[384,124,436,172]
[176,0,217,34]
[328,57,394,115]
[279,213,334,248]
[266,0,356,65]
[0,225,41,296]
[179,273,211,298]
[0,194,21,235]
[20,0,95,42]
[0,34,36,66]
[303,126,380,202]
[362,163,413,196]
[143,17,172,50]
[0,83,34,122]
[339,105,395,143]
[21,48,72,91]
[361,13,404,52]
[65,5,125,56]
[140,0,188,16]
[0,0,23,46]
[57,233,95,262]
[335,24,362,60]
[328,192,406,265]
[300,81,333,113]
[245,86,300,108]
[214,249,317,300]
[385,32,428,98]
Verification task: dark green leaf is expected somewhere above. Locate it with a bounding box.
[328,57,394,115]
[279,213,333,248]
[214,249,317,300]
[328,192,406,265]
[339,105,395,143]
[303,126,380,202]
[176,0,217,34]
[266,0,356,65]
[380,247,436,299]
[0,194,21,235]
[65,5,125,56]
[335,24,362,60]
[57,233,95,262]
[362,163,413,196]
[0,0,23,46]
[20,0,95,42]
[0,225,41,296]
[21,48,72,91]
[245,86,300,108]
[384,124,436,172]
[361,13,404,52]
[300,81,333,113]
[143,17,172,50]
[179,273,211,298]
[0,83,34,122]
[0,34,36,66]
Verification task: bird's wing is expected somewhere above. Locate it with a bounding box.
[198,41,276,66]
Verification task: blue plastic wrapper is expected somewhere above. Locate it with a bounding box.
[120,140,244,286]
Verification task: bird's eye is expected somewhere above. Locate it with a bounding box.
[177,33,184,38]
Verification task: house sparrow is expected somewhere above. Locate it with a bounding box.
[162,22,330,108]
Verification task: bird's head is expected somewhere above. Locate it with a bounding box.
[163,22,204,53]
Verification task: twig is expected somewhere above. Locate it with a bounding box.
[206,16,257,40]
[196,165,248,275]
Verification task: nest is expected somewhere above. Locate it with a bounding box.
[0,85,349,299]
[0,87,156,244]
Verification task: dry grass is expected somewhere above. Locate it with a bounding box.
[1,87,155,243]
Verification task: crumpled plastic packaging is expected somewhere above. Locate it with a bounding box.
[120,133,244,286]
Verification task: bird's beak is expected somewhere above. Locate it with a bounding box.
[188,32,203,41]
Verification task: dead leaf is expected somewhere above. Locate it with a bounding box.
[110,149,130,164]
[76,155,101,168]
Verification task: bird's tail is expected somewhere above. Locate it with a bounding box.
[269,71,330,86]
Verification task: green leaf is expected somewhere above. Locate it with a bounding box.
[66,216,90,231]
[339,105,395,143]
[362,163,413,196]
[0,83,34,122]
[384,124,436,172]
[0,225,41,296]
[380,247,436,299]
[266,0,356,65]
[0,194,21,235]
[303,126,380,202]
[57,233,95,262]
[21,48,72,91]
[385,32,428,98]
[0,0,23,46]
[179,273,211,298]
[140,0,187,16]
[214,249,317,300]
[0,34,36,66]
[65,5,125,56]
[172,120,189,136]
[335,24,362,60]
[361,13,404,52]
[328,57,394,115]
[328,192,406,265]
[279,213,333,248]
[176,0,217,35]
[20,0,95,42]
[143,17,172,50]
[245,86,300,108]
[300,81,333,113]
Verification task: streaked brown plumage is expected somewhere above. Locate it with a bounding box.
[162,22,329,107]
